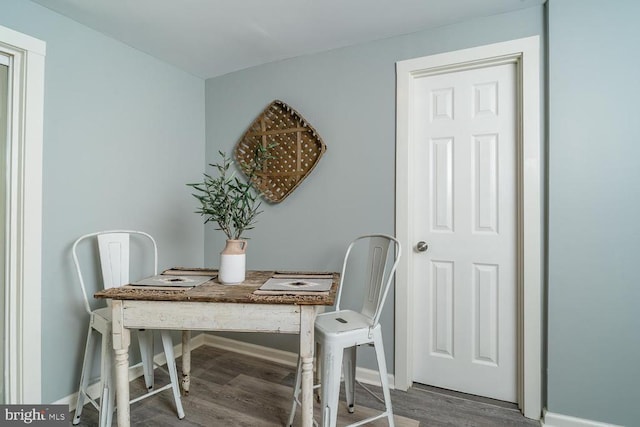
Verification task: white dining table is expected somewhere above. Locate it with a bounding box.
[95,269,339,427]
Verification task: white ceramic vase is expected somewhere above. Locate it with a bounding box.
[219,239,247,284]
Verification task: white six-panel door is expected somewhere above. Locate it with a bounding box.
[411,63,517,402]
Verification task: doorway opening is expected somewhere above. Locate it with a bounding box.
[0,25,45,404]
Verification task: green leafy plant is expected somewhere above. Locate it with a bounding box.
[187,145,275,240]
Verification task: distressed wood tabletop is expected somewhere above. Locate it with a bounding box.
[94,269,339,306]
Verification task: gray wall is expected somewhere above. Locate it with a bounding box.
[1,0,206,403]
[205,6,544,370]
[547,0,640,425]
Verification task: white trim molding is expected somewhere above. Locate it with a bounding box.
[202,334,298,368]
[394,36,542,419]
[542,410,623,427]
[0,24,46,404]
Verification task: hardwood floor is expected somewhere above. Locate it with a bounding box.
[73,344,539,426]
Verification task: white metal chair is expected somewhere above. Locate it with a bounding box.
[72,230,185,427]
[288,234,401,427]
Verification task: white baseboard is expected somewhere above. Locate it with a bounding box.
[202,334,298,367]
[542,409,623,427]
[57,332,395,410]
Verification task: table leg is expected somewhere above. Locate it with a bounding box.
[181,330,191,394]
[112,300,131,427]
[300,306,316,427]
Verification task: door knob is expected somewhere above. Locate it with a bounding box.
[416,241,429,252]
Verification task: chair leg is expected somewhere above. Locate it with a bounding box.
[73,326,97,425]
[98,329,114,427]
[137,329,155,391]
[320,343,343,427]
[372,330,394,427]
[98,385,111,427]
[287,356,303,426]
[160,331,185,419]
[103,376,115,427]
[343,346,357,413]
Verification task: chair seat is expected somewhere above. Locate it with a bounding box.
[93,307,112,321]
[88,307,112,335]
[315,310,375,339]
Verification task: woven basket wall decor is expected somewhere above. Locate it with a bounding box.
[234,100,326,203]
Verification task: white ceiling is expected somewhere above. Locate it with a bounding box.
[29,0,544,79]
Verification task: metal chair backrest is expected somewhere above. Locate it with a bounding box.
[335,234,401,327]
[72,230,158,315]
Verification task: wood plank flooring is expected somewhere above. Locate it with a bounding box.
[73,344,539,426]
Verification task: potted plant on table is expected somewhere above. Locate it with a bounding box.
[187,145,274,284]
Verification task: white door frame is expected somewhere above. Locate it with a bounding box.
[0,24,45,404]
[395,36,541,419]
